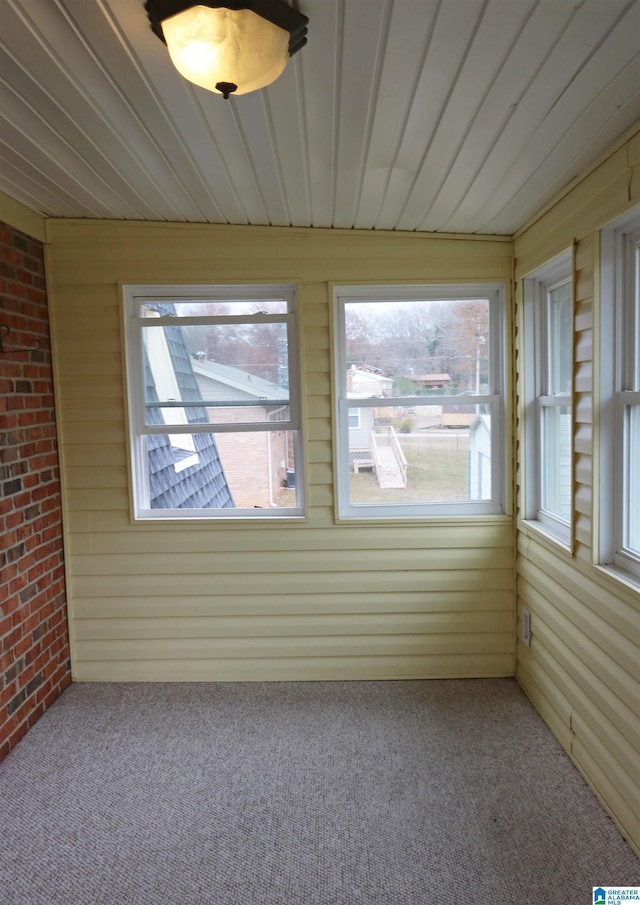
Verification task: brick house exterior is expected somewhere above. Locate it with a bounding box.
[0,221,71,760]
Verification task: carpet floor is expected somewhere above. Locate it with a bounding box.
[1,678,637,904]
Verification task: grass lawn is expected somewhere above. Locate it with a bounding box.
[350,431,470,503]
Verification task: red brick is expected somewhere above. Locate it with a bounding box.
[0,682,17,708]
[1,594,20,617]
[1,222,70,756]
[8,719,30,753]
[0,616,13,639]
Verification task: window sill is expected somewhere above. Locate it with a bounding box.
[129,513,309,528]
[518,519,572,556]
[594,564,640,595]
[335,513,513,528]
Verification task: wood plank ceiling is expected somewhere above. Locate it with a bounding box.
[1,0,639,235]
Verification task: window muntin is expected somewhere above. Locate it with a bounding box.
[124,285,304,519]
[523,253,573,545]
[599,211,640,580]
[333,285,506,519]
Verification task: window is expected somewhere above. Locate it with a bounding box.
[599,209,640,582]
[522,252,573,545]
[333,284,507,519]
[123,284,304,519]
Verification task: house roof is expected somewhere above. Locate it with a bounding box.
[350,368,392,383]
[412,374,451,383]
[145,304,234,511]
[192,359,288,402]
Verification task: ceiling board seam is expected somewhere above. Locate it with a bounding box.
[476,4,640,234]
[483,62,640,236]
[423,0,544,233]
[0,147,102,220]
[0,170,73,220]
[372,0,442,231]
[96,0,226,221]
[290,53,312,227]
[0,113,116,219]
[330,0,345,228]
[227,104,271,225]
[512,111,640,240]
[543,0,638,119]
[409,0,535,232]
[0,61,150,220]
[259,92,292,226]
[6,0,180,220]
[391,0,492,231]
[189,95,248,224]
[438,0,583,233]
[350,0,393,229]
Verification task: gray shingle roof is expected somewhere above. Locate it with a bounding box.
[144,304,234,510]
[192,358,288,402]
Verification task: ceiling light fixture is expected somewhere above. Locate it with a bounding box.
[144,1,308,99]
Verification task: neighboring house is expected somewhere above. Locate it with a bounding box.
[469,415,491,501]
[346,366,393,396]
[442,403,476,429]
[192,357,291,508]
[144,305,235,511]
[409,373,451,391]
[345,368,392,471]
[346,396,375,471]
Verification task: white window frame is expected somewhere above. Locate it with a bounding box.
[522,251,573,547]
[123,284,305,520]
[598,208,640,583]
[333,283,507,520]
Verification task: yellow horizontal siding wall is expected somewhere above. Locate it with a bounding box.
[514,124,640,853]
[45,221,514,684]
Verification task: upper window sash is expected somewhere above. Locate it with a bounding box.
[522,252,573,543]
[126,285,300,435]
[621,228,640,391]
[598,211,640,580]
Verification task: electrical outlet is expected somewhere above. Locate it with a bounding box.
[521,608,531,647]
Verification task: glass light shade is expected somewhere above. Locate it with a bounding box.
[162,5,290,96]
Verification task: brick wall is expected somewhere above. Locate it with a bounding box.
[0,221,71,760]
[207,406,289,507]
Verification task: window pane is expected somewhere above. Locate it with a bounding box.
[547,281,572,395]
[634,244,640,389]
[626,404,640,556]
[349,407,491,505]
[344,298,491,396]
[348,408,361,429]
[541,404,571,521]
[142,321,290,425]
[142,299,288,316]
[146,431,299,510]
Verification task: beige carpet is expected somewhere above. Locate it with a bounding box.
[1,678,637,904]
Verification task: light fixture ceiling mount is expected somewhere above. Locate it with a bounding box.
[145,0,308,99]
